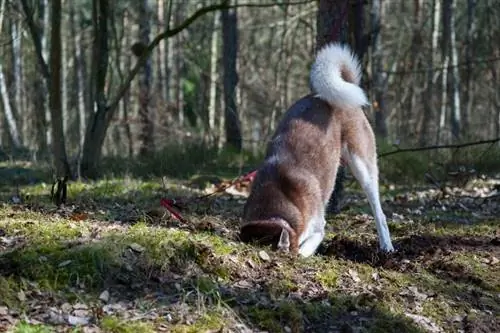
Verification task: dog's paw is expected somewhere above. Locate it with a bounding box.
[380,243,395,254]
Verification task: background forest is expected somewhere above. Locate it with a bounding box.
[1,0,499,180]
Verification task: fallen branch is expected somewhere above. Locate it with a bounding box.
[379,137,500,158]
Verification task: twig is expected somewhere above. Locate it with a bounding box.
[379,138,500,158]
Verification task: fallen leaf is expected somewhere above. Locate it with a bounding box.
[99,290,110,303]
[246,259,257,268]
[0,306,8,315]
[17,290,26,302]
[405,313,442,332]
[348,269,361,283]
[67,314,90,326]
[129,243,145,253]
[259,250,270,262]
[70,212,89,221]
[490,256,499,265]
[73,303,89,310]
[58,260,72,268]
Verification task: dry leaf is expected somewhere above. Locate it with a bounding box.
[258,250,271,262]
[348,269,361,283]
[129,243,145,253]
[99,290,110,303]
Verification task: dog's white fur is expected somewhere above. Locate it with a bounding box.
[240,43,394,256]
[310,43,369,109]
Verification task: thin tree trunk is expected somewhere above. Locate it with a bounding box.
[438,0,451,144]
[419,0,440,146]
[316,0,349,50]
[41,0,51,148]
[405,0,423,142]
[69,2,87,158]
[371,0,388,139]
[80,0,110,179]
[49,0,71,178]
[221,2,242,152]
[10,17,22,141]
[61,7,69,138]
[463,0,476,137]
[449,0,461,140]
[20,0,49,155]
[137,0,154,156]
[0,66,22,149]
[315,0,349,215]
[208,11,219,142]
[122,12,133,157]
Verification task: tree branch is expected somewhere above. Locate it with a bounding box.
[106,0,313,120]
[20,0,50,80]
[379,138,500,158]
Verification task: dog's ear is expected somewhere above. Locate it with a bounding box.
[277,228,290,252]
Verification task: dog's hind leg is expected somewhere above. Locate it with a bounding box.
[343,149,394,252]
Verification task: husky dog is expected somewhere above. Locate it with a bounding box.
[239,43,394,257]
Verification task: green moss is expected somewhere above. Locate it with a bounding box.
[170,312,224,333]
[13,321,54,333]
[316,267,339,289]
[100,316,155,333]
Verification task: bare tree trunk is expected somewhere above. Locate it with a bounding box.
[315,0,349,215]
[41,0,51,148]
[69,2,87,157]
[80,0,110,179]
[405,0,423,142]
[49,0,71,178]
[419,0,440,146]
[208,11,219,143]
[0,66,22,149]
[221,2,242,152]
[21,0,49,156]
[61,8,69,138]
[316,0,349,50]
[122,12,133,157]
[463,0,476,137]
[10,17,22,142]
[449,0,461,140]
[137,0,154,156]
[371,0,388,139]
[438,0,451,144]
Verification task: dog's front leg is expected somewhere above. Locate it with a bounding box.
[298,215,326,257]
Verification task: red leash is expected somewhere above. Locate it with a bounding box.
[160,170,257,222]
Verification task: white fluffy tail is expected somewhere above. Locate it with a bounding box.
[310,43,368,110]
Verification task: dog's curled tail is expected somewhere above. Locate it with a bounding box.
[310,43,368,110]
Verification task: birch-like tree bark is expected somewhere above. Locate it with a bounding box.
[208,11,219,142]
[0,65,22,149]
[463,0,476,136]
[449,0,461,140]
[438,0,452,144]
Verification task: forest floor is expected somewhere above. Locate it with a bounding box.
[0,161,499,333]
